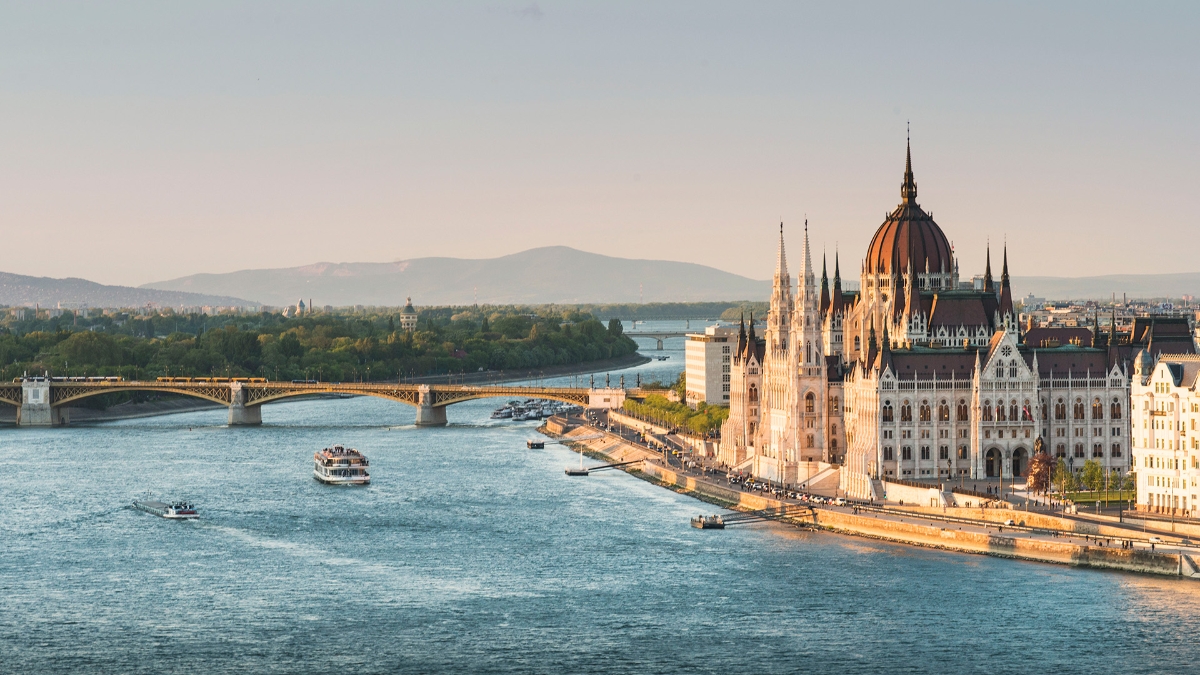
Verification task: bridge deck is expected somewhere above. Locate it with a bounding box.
[0,381,596,409]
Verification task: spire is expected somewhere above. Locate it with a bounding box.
[775,221,789,279]
[747,311,757,350]
[797,219,814,292]
[879,323,894,372]
[737,311,747,355]
[831,249,844,314]
[819,253,831,315]
[900,128,917,203]
[983,243,994,293]
[998,244,1014,318]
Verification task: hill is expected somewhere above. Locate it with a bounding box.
[1013,274,1200,301]
[143,246,771,306]
[0,271,252,309]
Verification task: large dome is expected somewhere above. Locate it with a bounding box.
[863,145,953,276]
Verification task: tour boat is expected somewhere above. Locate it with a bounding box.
[313,444,370,485]
[491,407,513,419]
[526,440,545,449]
[133,500,199,520]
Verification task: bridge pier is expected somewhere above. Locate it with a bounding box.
[228,383,262,426]
[655,338,664,350]
[415,385,447,426]
[18,380,69,426]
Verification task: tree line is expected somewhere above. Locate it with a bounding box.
[0,307,638,383]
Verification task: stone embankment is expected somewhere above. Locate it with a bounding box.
[548,423,1200,580]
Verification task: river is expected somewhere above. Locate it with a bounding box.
[3,323,1200,674]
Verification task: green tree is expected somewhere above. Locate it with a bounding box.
[1053,458,1076,494]
[607,318,623,337]
[1081,459,1103,492]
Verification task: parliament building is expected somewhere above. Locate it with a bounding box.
[717,143,1180,501]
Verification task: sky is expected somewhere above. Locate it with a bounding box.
[1,1,1197,287]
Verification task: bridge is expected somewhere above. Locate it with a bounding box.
[2,379,636,427]
[624,331,690,350]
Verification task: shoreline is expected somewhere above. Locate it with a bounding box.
[544,422,1200,581]
[3,352,654,424]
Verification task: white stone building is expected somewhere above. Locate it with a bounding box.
[1131,352,1200,517]
[720,141,1146,499]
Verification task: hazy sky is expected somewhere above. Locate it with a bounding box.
[2,2,1197,287]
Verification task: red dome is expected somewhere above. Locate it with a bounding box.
[864,145,953,276]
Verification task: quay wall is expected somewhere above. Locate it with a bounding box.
[551,425,1191,579]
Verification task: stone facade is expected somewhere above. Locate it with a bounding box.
[1131,352,1200,517]
[721,142,1145,499]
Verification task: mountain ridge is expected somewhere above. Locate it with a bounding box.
[143,246,1200,307]
[0,271,253,308]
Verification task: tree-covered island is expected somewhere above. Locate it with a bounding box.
[0,306,638,382]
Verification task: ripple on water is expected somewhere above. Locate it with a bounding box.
[3,352,1200,674]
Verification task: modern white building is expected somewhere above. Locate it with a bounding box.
[1131,352,1200,517]
[684,324,736,407]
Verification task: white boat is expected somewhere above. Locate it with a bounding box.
[133,500,198,519]
[490,407,513,419]
[314,445,370,485]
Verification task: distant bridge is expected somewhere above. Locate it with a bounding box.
[625,331,690,350]
[2,379,638,427]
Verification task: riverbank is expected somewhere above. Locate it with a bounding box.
[545,422,1200,581]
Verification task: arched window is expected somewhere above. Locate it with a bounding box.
[995,365,1005,378]
[854,336,861,351]
[920,446,930,460]
[831,396,840,414]
[1092,398,1104,420]
[919,401,931,422]
[1093,443,1104,458]
[748,384,758,403]
[902,446,913,460]
[831,438,838,451]
[1009,359,1019,378]
[882,401,894,422]
[1041,401,1049,419]
[996,402,1006,422]
[1055,443,1066,458]
[1073,399,1085,420]
[1009,400,1019,422]
[982,400,993,421]
[805,434,814,448]
[957,400,969,421]
[1110,398,1122,419]
[806,341,812,363]
[1074,443,1085,458]
[1055,399,1066,420]
[805,392,815,413]
[884,446,894,461]
[938,402,950,421]
[901,401,913,422]
[1021,399,1033,421]
[958,445,968,459]
[1111,443,1122,458]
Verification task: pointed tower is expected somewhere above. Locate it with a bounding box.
[794,220,822,373]
[766,223,793,351]
[983,243,994,293]
[901,136,917,204]
[819,254,831,316]
[998,244,1015,331]
[831,251,844,314]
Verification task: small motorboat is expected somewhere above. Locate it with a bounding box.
[133,500,199,520]
[526,440,545,449]
[690,515,725,529]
